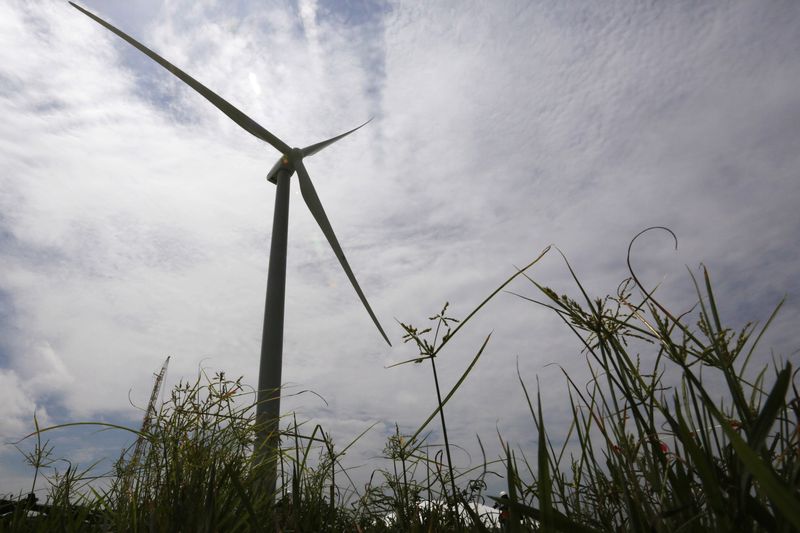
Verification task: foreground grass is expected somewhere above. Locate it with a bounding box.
[3,233,798,531]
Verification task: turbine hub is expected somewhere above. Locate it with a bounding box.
[290,147,303,160]
[266,154,295,184]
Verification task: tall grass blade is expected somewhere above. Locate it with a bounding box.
[432,246,550,355]
[691,365,800,529]
[749,364,791,453]
[536,387,554,533]
[408,333,491,445]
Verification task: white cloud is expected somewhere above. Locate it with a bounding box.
[12,341,73,395]
[1,0,798,497]
[0,369,52,448]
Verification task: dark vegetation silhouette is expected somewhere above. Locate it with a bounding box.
[3,230,798,531]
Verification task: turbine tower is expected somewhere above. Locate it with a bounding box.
[70,2,391,493]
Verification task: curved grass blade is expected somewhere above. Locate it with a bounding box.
[18,421,145,442]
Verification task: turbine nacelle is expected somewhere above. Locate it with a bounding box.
[266,148,304,184]
[266,154,295,184]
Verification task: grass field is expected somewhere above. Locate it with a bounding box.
[3,233,798,531]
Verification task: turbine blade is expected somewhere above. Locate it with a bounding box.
[293,158,391,346]
[301,119,372,158]
[69,2,291,155]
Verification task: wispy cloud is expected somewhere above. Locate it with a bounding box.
[1,0,797,496]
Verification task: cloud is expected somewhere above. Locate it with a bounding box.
[0,369,51,449]
[11,341,73,396]
[0,0,798,497]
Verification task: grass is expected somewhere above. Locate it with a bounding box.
[2,232,798,531]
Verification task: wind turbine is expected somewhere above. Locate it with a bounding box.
[70,2,391,491]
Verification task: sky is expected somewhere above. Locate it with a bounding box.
[1,0,798,498]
